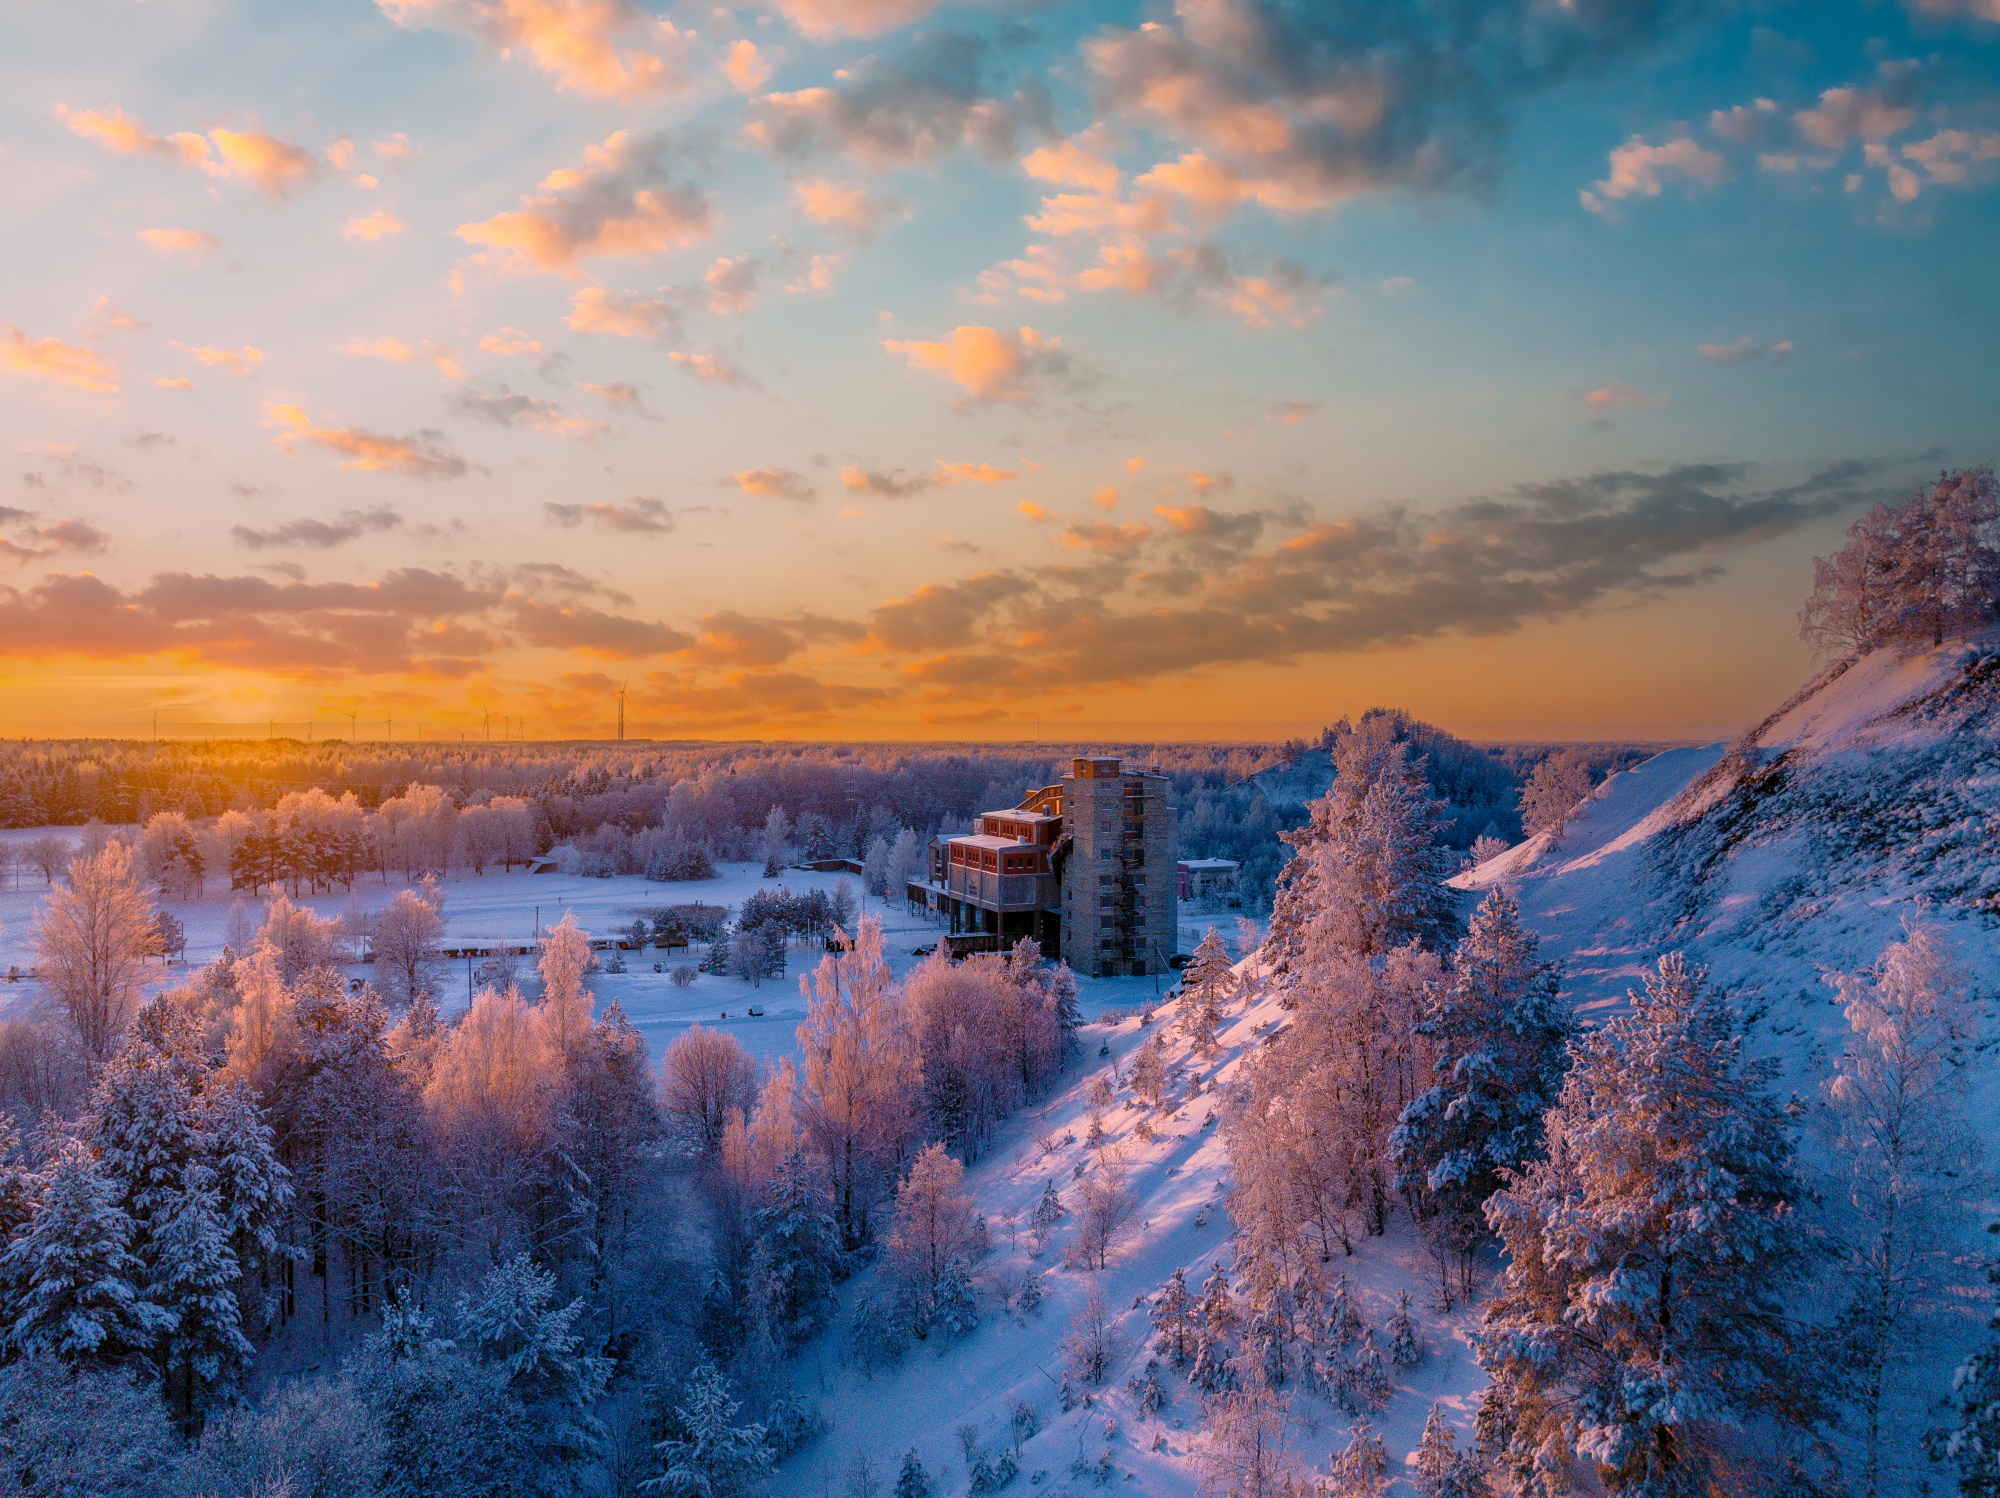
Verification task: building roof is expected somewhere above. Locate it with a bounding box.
[983,808,1058,822]
[1178,858,1241,871]
[950,833,1040,850]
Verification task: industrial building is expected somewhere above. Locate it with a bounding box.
[909,756,1178,977]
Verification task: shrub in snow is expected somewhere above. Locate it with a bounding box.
[763,1387,825,1458]
[893,1449,932,1498]
[1473,954,1804,1497]
[190,1374,384,1498]
[0,1353,183,1495]
[1015,1267,1044,1317]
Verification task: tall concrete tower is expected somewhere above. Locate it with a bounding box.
[1059,757,1176,977]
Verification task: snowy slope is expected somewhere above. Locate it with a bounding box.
[773,975,1490,1498]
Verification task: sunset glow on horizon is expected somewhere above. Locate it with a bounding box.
[3,0,1997,743]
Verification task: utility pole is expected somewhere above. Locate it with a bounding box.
[483,708,491,742]
[152,710,158,740]
[346,710,358,742]
[385,713,392,742]
[616,682,626,742]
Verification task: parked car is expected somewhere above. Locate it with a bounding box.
[910,944,936,957]
[1168,953,1194,970]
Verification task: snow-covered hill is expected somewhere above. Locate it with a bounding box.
[772,636,2000,1498]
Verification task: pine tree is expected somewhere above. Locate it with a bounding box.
[87,1034,204,1256]
[1190,1262,1239,1393]
[1949,1228,2000,1496]
[1350,1328,1391,1412]
[1413,1405,1488,1498]
[1324,1420,1389,1498]
[1178,928,1234,1056]
[644,1359,772,1498]
[752,1148,841,1347]
[1388,1289,1422,1368]
[6,1139,171,1365]
[196,1078,292,1292]
[1392,890,1570,1302]
[1151,1266,1194,1367]
[1473,954,1802,1497]
[933,1260,979,1340]
[458,1253,611,1483]
[894,1448,932,1498]
[152,1164,253,1430]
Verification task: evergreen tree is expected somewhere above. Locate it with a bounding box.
[196,1078,292,1294]
[1151,1266,1194,1367]
[457,1253,611,1484]
[87,1034,204,1257]
[1324,1420,1389,1498]
[1177,928,1234,1056]
[1392,890,1570,1298]
[1190,1263,1239,1393]
[1414,1405,1488,1498]
[1949,1227,2000,1496]
[1474,954,1802,1497]
[751,1148,841,1347]
[1388,1289,1422,1367]
[893,1448,932,1498]
[152,1164,253,1430]
[6,1139,171,1366]
[644,1359,772,1498]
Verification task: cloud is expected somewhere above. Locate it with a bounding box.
[455,130,712,272]
[345,210,404,241]
[1709,97,1782,149]
[510,597,692,656]
[1904,0,2000,18]
[567,286,685,339]
[725,39,772,93]
[705,256,760,314]
[1084,0,1708,227]
[138,228,220,260]
[669,351,755,386]
[62,108,327,196]
[1268,400,1317,424]
[1583,382,1665,409]
[0,512,112,568]
[745,32,1049,169]
[1184,469,1232,496]
[265,402,469,479]
[1880,129,2000,200]
[883,324,1068,406]
[20,445,131,492]
[174,342,264,376]
[579,381,646,411]
[449,387,607,440]
[479,328,543,355]
[377,0,688,99]
[794,179,894,233]
[374,134,411,159]
[1796,81,1921,151]
[232,506,405,549]
[839,459,1017,497]
[340,336,466,380]
[1061,519,1152,556]
[763,0,944,40]
[1,324,117,393]
[732,468,816,501]
[1698,337,1791,365]
[155,377,193,390]
[544,496,673,532]
[1022,139,1120,194]
[1582,135,1728,213]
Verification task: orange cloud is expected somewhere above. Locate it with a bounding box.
[567,286,683,339]
[344,210,404,241]
[1,324,117,393]
[1061,519,1152,555]
[479,328,543,355]
[840,460,1018,497]
[56,105,207,163]
[1021,139,1120,194]
[455,130,710,271]
[794,179,889,232]
[340,337,466,380]
[1185,469,1232,495]
[154,377,194,390]
[138,228,220,260]
[1582,135,1727,214]
[669,351,753,386]
[1583,382,1666,410]
[883,325,1068,406]
[705,256,759,314]
[732,468,815,501]
[1092,486,1119,510]
[725,39,772,93]
[765,0,943,40]
[377,0,687,100]
[265,402,469,478]
[174,343,264,376]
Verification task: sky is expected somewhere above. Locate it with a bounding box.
[0,0,1996,744]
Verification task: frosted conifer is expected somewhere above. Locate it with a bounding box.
[6,1139,170,1365]
[753,1147,840,1347]
[152,1165,253,1427]
[1473,954,1801,1496]
[894,1449,931,1498]
[1151,1266,1194,1367]
[1413,1405,1487,1498]
[645,1359,772,1498]
[1387,1290,1422,1368]
[1178,928,1234,1055]
[1323,1420,1388,1498]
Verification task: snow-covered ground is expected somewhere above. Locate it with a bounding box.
[0,847,1242,1069]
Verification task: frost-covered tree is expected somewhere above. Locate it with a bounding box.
[0,1353,185,1496]
[1414,1405,1487,1498]
[1069,1146,1137,1271]
[538,911,596,1059]
[886,1143,977,1335]
[1823,921,1982,1497]
[751,1147,841,1347]
[6,1138,170,1366]
[1195,1383,1291,1498]
[645,1359,772,1498]
[661,1025,759,1160]
[1152,1266,1195,1367]
[1517,751,1597,839]
[1178,928,1234,1056]
[33,842,154,1069]
[372,888,444,1010]
[151,1164,253,1429]
[1474,954,1803,1497]
[1949,1233,2000,1497]
[1387,1289,1422,1368]
[1190,1263,1239,1393]
[457,1253,611,1482]
[1264,735,1455,985]
[1323,1420,1389,1498]
[894,1449,932,1498]
[1392,890,1570,1301]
